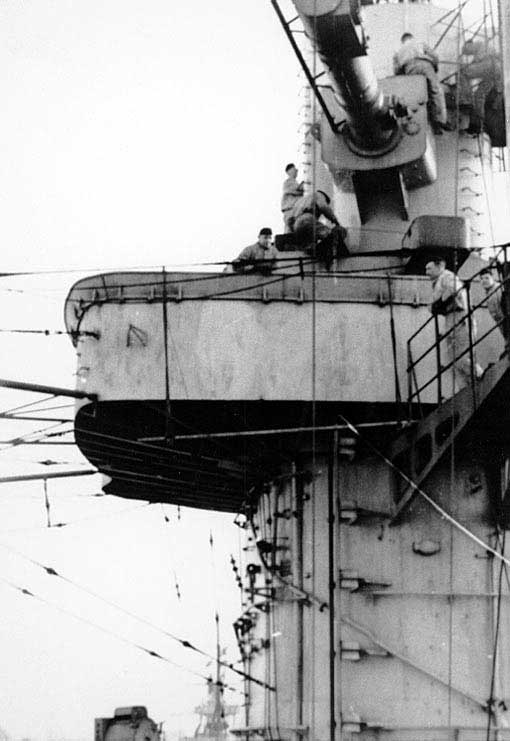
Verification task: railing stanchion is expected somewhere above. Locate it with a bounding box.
[502,249,510,357]
[465,282,477,407]
[434,314,442,406]
[405,247,510,416]
[407,341,413,418]
[411,354,423,420]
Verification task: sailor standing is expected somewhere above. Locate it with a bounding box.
[425,258,483,386]
[281,163,304,233]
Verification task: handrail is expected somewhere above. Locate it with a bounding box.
[407,247,510,408]
[407,312,436,345]
[409,297,507,401]
[408,276,506,376]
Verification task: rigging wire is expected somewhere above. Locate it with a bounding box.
[161,267,173,442]
[71,413,292,481]
[64,261,430,296]
[0,395,60,418]
[0,328,98,337]
[0,501,151,534]
[448,6,464,725]
[67,435,250,494]
[0,228,430,282]
[0,257,454,308]
[246,507,327,610]
[338,415,510,570]
[0,537,274,691]
[159,505,182,602]
[269,490,282,741]
[310,5,319,738]
[0,423,73,452]
[43,478,51,528]
[0,574,240,693]
[486,530,506,741]
[9,402,75,414]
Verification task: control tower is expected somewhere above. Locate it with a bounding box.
[65,2,510,740]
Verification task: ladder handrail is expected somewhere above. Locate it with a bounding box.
[407,248,510,406]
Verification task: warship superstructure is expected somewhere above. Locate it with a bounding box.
[65,2,510,740]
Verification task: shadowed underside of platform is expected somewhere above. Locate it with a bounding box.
[75,399,420,511]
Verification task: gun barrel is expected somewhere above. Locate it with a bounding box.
[294,0,398,150]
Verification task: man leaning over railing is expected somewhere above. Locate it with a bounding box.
[425,258,483,387]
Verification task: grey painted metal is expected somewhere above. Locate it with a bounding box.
[0,469,97,484]
[65,283,501,405]
[64,270,435,337]
[0,415,73,422]
[271,0,340,133]
[0,378,97,401]
[339,613,485,708]
[391,356,510,521]
[173,421,412,441]
[62,2,510,738]
[292,0,397,151]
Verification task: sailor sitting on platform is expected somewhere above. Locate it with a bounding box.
[288,190,348,269]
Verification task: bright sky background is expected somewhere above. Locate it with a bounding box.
[0,1,302,739]
[1,0,303,272]
[0,0,504,739]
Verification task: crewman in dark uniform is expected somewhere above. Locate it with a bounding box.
[460,40,504,138]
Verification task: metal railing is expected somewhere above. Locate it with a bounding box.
[407,250,510,415]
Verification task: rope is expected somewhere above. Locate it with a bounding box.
[386,274,403,419]
[270,572,282,741]
[0,575,240,692]
[161,267,172,441]
[338,415,510,570]
[448,7,464,722]
[310,5,318,737]
[0,537,273,690]
[485,530,506,741]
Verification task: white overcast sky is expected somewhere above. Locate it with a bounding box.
[1,0,303,272]
[0,0,496,739]
[0,1,302,739]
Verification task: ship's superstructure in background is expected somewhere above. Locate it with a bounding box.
[180,617,238,741]
[179,681,236,741]
[66,1,510,740]
[95,707,161,741]
[179,676,237,741]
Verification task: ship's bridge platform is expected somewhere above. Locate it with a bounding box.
[64,266,500,408]
[63,261,506,511]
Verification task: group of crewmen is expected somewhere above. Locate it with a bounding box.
[232,163,346,274]
[231,178,508,389]
[230,30,507,382]
[425,258,508,387]
[232,31,502,274]
[394,31,503,136]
